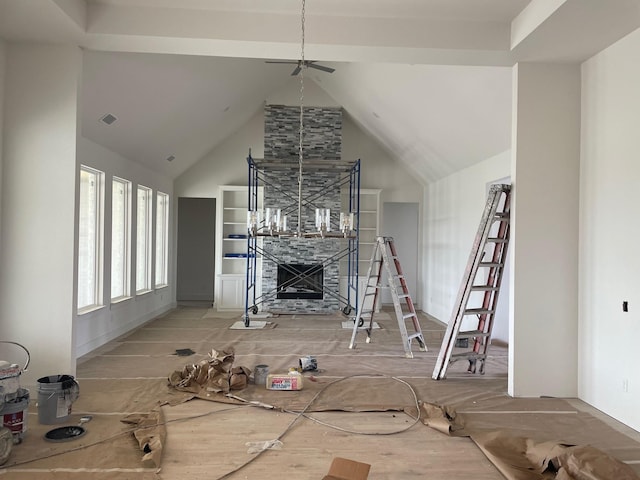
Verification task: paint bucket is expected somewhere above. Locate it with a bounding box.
[254,365,269,387]
[36,375,79,425]
[0,388,29,444]
[299,355,317,372]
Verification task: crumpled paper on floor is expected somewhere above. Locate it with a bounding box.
[420,402,639,480]
[167,347,251,395]
[471,431,639,480]
[419,401,467,436]
[121,409,166,468]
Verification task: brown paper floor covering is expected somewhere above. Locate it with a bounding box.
[5,306,640,479]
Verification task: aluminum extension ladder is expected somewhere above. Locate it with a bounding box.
[349,236,427,358]
[432,184,511,380]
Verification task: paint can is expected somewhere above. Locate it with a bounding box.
[0,388,29,444]
[254,365,269,387]
[299,355,317,372]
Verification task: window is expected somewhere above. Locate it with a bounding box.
[111,177,131,300]
[78,166,104,311]
[136,185,153,293]
[155,192,169,287]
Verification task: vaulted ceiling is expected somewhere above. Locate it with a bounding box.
[1,0,639,183]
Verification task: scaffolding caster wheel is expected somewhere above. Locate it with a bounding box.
[243,315,250,328]
[342,305,352,316]
[251,305,258,314]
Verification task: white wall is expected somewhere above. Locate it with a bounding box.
[510,62,580,398]
[0,40,5,254]
[580,28,640,431]
[74,137,174,358]
[0,44,81,386]
[422,150,510,341]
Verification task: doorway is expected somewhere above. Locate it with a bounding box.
[381,202,419,306]
[176,197,216,303]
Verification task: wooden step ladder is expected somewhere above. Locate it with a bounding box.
[349,236,427,358]
[432,184,511,380]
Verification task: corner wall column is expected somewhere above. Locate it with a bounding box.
[509,62,580,397]
[0,44,82,386]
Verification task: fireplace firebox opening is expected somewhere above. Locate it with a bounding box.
[277,264,323,299]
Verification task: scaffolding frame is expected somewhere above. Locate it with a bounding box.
[243,153,361,326]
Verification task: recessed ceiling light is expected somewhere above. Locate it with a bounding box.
[100,113,117,125]
[166,155,175,162]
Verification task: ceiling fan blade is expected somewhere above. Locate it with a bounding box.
[290,65,302,76]
[265,60,299,65]
[307,63,335,73]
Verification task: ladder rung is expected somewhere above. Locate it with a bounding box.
[456,330,491,339]
[398,294,410,299]
[402,313,417,321]
[451,352,487,360]
[479,262,503,267]
[486,237,508,243]
[494,214,510,222]
[463,308,494,315]
[407,333,423,340]
[471,285,499,291]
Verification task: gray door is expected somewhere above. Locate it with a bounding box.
[176,197,216,303]
[381,202,419,306]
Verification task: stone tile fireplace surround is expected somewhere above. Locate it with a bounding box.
[260,104,344,314]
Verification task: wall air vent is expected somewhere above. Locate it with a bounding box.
[100,113,117,125]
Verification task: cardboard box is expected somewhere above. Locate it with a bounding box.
[323,457,370,480]
[266,373,303,390]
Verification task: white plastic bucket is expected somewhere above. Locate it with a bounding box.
[36,375,79,425]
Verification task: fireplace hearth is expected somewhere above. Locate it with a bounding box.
[277,264,323,299]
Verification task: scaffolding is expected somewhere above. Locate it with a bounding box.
[243,153,362,326]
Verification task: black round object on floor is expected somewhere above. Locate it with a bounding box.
[44,426,86,442]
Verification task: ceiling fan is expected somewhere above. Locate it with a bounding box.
[265,59,335,76]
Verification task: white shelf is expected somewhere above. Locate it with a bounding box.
[219,186,255,278]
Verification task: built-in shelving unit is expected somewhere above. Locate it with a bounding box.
[215,185,262,310]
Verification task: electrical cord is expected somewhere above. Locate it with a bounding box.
[284,374,421,436]
[1,404,249,469]
[4,374,421,476]
[214,373,421,479]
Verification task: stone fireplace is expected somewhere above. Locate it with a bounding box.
[260,104,343,314]
[277,263,324,299]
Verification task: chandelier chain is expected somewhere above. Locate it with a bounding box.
[299,0,305,166]
[297,0,305,235]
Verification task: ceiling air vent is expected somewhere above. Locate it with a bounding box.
[100,113,117,125]
[166,155,175,162]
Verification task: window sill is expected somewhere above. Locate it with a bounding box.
[77,305,105,316]
[110,296,132,306]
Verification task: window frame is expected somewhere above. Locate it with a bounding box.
[136,184,153,294]
[155,191,170,288]
[111,176,132,302]
[77,165,105,313]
